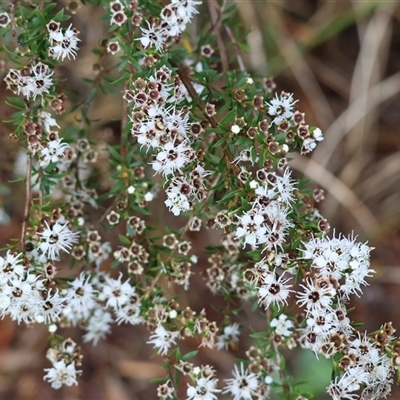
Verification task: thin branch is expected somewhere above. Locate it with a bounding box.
[20,154,32,252]
[207,0,229,71]
[121,81,128,159]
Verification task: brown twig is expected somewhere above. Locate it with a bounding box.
[121,81,128,159]
[207,0,229,71]
[20,154,32,252]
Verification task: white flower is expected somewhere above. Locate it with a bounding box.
[296,279,335,315]
[83,308,113,345]
[39,139,70,168]
[270,314,293,337]
[37,220,80,261]
[231,124,241,134]
[171,0,202,24]
[39,111,60,133]
[267,92,298,125]
[326,377,359,400]
[258,269,293,309]
[37,289,64,324]
[0,251,25,284]
[115,304,143,325]
[18,64,54,100]
[233,148,259,165]
[302,137,316,153]
[187,376,221,400]
[49,24,80,61]
[165,185,192,216]
[223,363,259,400]
[102,273,135,309]
[216,323,240,350]
[306,309,334,337]
[66,272,97,320]
[43,360,80,389]
[147,324,180,356]
[331,305,353,336]
[138,22,166,52]
[275,168,296,204]
[151,141,193,176]
[313,127,324,141]
[144,192,154,202]
[236,210,267,247]
[249,180,259,189]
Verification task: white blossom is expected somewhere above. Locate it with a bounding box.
[49,24,80,61]
[187,376,220,400]
[223,363,258,400]
[147,324,180,356]
[37,219,79,261]
[44,360,80,389]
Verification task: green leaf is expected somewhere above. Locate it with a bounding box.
[118,234,131,245]
[181,350,199,361]
[108,146,124,163]
[86,87,97,104]
[250,331,267,339]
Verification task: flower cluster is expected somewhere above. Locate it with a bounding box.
[266,92,324,154]
[138,0,202,51]
[129,69,209,216]
[234,168,296,250]
[0,251,64,324]
[4,63,53,100]
[44,339,82,389]
[1,0,398,398]
[47,21,80,61]
[327,332,394,400]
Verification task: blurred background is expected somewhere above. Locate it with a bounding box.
[1,0,400,398]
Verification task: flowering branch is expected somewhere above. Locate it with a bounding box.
[0,1,397,399]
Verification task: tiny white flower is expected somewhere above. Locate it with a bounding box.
[36,315,45,324]
[258,269,293,309]
[223,363,258,400]
[231,124,241,134]
[43,360,80,389]
[267,92,298,125]
[187,376,221,400]
[313,127,324,141]
[216,323,240,350]
[249,180,259,189]
[144,192,154,202]
[37,219,79,261]
[83,308,113,345]
[127,185,136,194]
[49,24,80,61]
[39,111,60,133]
[264,375,273,384]
[138,22,166,52]
[270,314,293,336]
[147,324,180,356]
